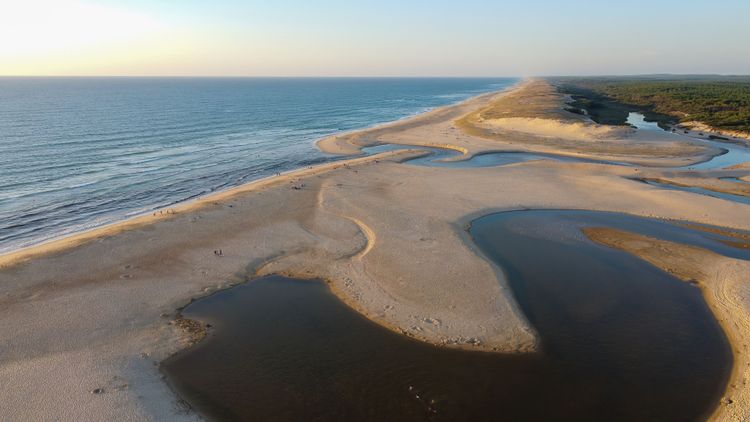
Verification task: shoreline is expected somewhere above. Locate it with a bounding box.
[315,85,516,155]
[0,148,418,269]
[2,78,750,420]
[316,87,511,154]
[0,83,514,262]
[0,80,527,266]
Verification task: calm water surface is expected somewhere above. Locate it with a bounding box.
[626,112,750,170]
[361,144,618,167]
[163,210,739,421]
[626,113,750,203]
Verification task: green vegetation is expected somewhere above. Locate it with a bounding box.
[555,76,750,133]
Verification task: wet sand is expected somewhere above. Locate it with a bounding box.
[1,79,749,420]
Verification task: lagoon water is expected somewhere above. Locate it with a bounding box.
[163,211,737,421]
[0,77,516,253]
[626,112,750,170]
[362,144,621,167]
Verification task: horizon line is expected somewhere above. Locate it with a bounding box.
[1,73,749,79]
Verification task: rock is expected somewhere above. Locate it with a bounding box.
[467,337,482,346]
[91,388,104,394]
[423,317,441,326]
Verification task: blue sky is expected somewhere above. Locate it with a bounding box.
[1,0,749,76]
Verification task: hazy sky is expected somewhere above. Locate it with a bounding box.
[2,0,749,76]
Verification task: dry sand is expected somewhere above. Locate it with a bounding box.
[1,79,749,420]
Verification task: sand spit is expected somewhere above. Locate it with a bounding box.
[677,121,750,148]
[586,228,750,421]
[729,162,750,171]
[629,164,750,200]
[319,79,724,168]
[1,79,749,420]
[638,176,750,198]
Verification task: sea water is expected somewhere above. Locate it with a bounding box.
[0,77,516,253]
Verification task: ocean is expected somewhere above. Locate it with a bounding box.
[0,77,517,253]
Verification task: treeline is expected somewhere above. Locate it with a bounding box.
[555,76,750,132]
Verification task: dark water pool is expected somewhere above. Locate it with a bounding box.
[162,210,740,421]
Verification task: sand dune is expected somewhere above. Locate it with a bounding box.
[481,116,631,141]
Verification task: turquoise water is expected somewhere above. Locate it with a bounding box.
[0,77,516,253]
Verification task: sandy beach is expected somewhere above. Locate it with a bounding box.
[1,79,749,420]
